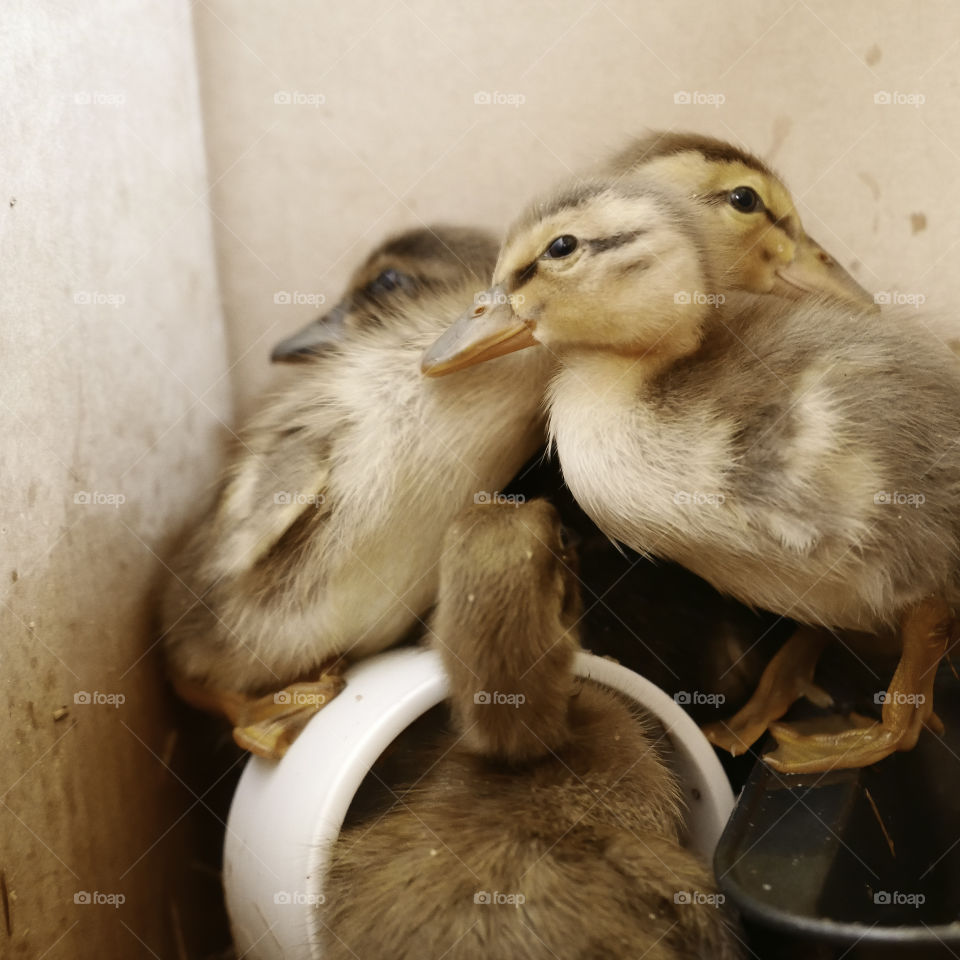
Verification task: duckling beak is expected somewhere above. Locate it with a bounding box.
[270,305,347,363]
[421,286,538,377]
[773,235,877,313]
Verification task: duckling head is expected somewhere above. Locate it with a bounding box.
[606,131,874,310]
[271,225,498,362]
[421,151,873,376]
[422,177,716,374]
[439,498,580,637]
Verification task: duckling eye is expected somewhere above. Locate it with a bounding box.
[544,235,578,259]
[371,269,404,292]
[558,524,580,552]
[729,186,762,213]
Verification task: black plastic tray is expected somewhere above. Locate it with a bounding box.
[715,660,960,959]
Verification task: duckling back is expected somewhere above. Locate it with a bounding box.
[319,501,743,960]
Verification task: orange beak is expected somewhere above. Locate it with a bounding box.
[421,285,539,377]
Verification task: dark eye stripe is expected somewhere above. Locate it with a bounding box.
[509,259,538,292]
[767,211,798,240]
[703,191,731,206]
[701,191,798,240]
[585,228,648,253]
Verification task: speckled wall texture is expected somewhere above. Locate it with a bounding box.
[1,2,230,957]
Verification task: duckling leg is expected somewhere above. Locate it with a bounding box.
[232,662,346,760]
[169,672,251,726]
[702,626,833,756]
[764,597,953,773]
[170,661,346,760]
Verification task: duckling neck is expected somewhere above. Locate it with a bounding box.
[552,327,701,385]
[550,352,654,407]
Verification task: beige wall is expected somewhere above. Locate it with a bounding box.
[1,1,231,957]
[194,0,960,419]
[5,2,960,957]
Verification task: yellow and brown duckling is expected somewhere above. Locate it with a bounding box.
[599,131,873,310]
[320,499,744,960]
[161,226,552,758]
[422,161,959,774]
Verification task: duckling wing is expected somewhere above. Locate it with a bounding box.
[708,302,960,554]
[206,413,334,579]
[661,301,960,621]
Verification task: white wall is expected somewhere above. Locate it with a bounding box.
[1,2,230,957]
[194,0,960,418]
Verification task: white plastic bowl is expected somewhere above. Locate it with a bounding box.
[224,647,735,959]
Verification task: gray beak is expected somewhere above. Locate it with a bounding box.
[270,305,348,363]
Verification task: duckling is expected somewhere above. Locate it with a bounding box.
[600,130,875,309]
[161,226,551,758]
[421,174,960,774]
[320,499,744,960]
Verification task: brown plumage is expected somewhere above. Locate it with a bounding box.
[320,500,743,960]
